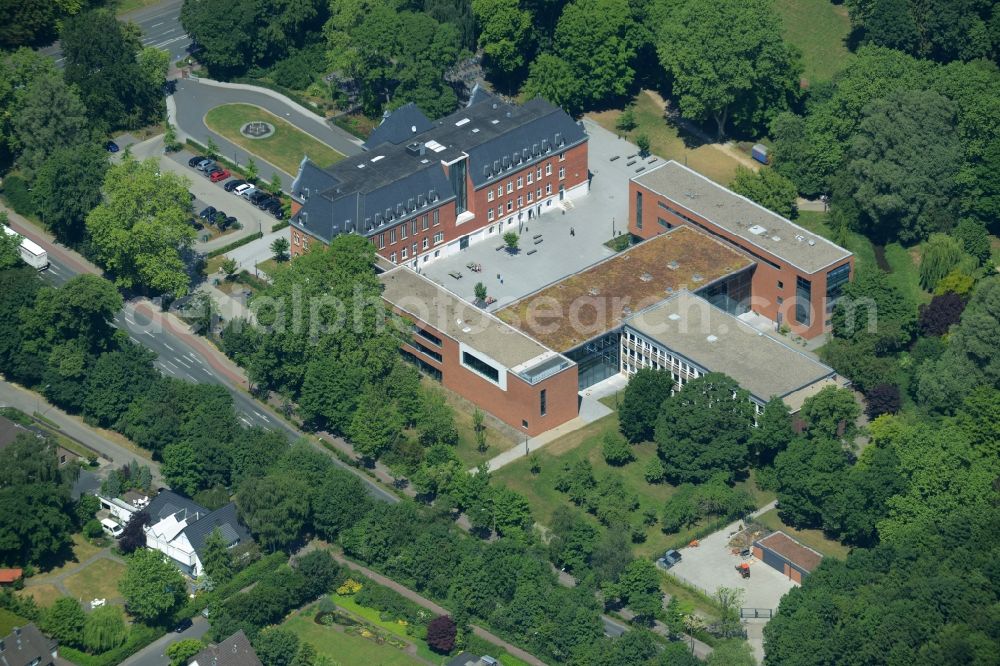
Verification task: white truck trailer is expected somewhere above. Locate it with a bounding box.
[3,224,49,270]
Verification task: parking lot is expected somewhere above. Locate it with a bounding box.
[420,121,659,310]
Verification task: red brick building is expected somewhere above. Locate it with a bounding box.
[629,162,853,339]
[380,267,578,436]
[289,89,589,268]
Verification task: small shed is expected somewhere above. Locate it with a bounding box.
[0,568,23,586]
[753,531,822,584]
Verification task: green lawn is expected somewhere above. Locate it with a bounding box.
[327,592,441,663]
[774,0,853,84]
[755,508,852,560]
[588,91,744,186]
[114,0,162,15]
[0,608,28,636]
[204,104,344,176]
[283,606,429,666]
[492,412,774,559]
[63,558,126,604]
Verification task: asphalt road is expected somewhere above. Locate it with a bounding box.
[39,0,192,67]
[120,616,210,666]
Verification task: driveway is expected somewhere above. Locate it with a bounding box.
[120,616,210,666]
[420,120,652,310]
[170,77,364,187]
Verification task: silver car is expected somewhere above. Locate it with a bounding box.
[196,159,215,172]
[240,186,259,200]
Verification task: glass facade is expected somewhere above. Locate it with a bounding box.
[796,276,812,326]
[825,263,850,314]
[696,268,752,316]
[567,332,620,390]
[450,158,468,214]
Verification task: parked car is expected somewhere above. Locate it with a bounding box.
[256,195,278,210]
[196,159,215,172]
[264,199,284,217]
[240,186,259,200]
[188,155,206,167]
[174,618,193,633]
[212,211,228,225]
[209,168,231,182]
[220,216,238,231]
[198,206,217,220]
[105,140,120,153]
[234,183,254,197]
[656,549,682,569]
[100,518,123,538]
[249,190,270,206]
[188,218,204,231]
[224,179,247,192]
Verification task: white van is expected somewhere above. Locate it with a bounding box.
[100,519,124,538]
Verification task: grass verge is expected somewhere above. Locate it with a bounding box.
[282,605,427,666]
[587,91,744,185]
[0,608,28,636]
[755,508,851,559]
[204,103,344,175]
[774,0,853,84]
[63,558,127,603]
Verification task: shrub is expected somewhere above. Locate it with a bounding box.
[601,431,634,466]
[918,292,966,336]
[83,519,104,540]
[426,615,456,653]
[865,384,901,419]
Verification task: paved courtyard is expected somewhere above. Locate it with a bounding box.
[421,121,660,311]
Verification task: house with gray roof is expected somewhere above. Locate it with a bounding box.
[143,493,251,578]
[189,630,262,666]
[288,91,590,270]
[0,623,62,666]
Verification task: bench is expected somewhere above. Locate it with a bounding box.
[527,249,537,255]
[532,234,542,240]
[534,238,543,245]
[626,153,636,159]
[496,244,505,251]
[635,166,646,173]
[448,271,462,280]
[609,155,620,161]
[648,157,658,163]
[626,160,636,166]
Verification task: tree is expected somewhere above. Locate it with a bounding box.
[416,389,459,447]
[271,237,290,262]
[474,281,487,301]
[472,408,487,452]
[774,437,848,528]
[832,269,916,351]
[0,484,74,567]
[11,70,93,178]
[601,431,633,466]
[269,172,283,195]
[552,0,641,109]
[634,133,650,157]
[84,345,159,427]
[800,386,859,443]
[119,549,187,623]
[166,639,205,666]
[865,384,900,419]
[616,105,636,133]
[522,53,584,115]
[472,0,533,87]
[548,506,598,573]
[0,218,22,269]
[503,231,519,252]
[83,605,127,653]
[618,368,673,443]
[610,559,662,624]
[349,385,403,460]
[254,627,300,666]
[840,89,963,243]
[118,510,150,555]
[655,0,802,139]
[164,121,182,153]
[730,167,798,219]
[654,373,753,483]
[591,527,633,585]
[245,156,258,182]
[221,258,239,279]
[918,291,966,336]
[62,10,162,130]
[748,397,794,466]
[294,549,340,599]
[426,615,457,653]
[32,142,108,245]
[920,233,969,290]
[237,474,310,551]
[201,528,234,583]
[0,1,60,48]
[86,158,196,296]
[42,597,86,648]
[953,218,991,266]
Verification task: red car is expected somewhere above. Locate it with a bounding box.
[209,168,230,182]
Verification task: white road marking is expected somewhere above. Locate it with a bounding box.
[124,315,137,325]
[151,34,188,49]
[151,22,164,27]
[163,360,178,369]
[144,330,154,336]
[163,343,175,351]
[188,354,206,366]
[184,372,196,381]
[129,336,140,344]
[253,410,270,422]
[239,416,253,426]
[174,357,192,368]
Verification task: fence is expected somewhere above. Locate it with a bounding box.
[740,607,773,619]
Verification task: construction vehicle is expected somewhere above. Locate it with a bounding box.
[736,562,750,579]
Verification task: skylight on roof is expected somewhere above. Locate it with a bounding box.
[425,140,446,153]
[455,118,471,126]
[491,119,500,124]
[748,224,767,235]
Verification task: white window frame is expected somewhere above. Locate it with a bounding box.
[488,209,494,221]
[545,164,552,176]
[488,190,494,202]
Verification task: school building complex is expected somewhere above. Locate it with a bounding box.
[290,98,853,438]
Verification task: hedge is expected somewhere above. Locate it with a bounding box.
[59,624,162,666]
[271,220,289,233]
[205,231,263,258]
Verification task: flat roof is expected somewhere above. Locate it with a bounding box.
[380,267,567,372]
[756,530,824,572]
[633,161,852,274]
[496,226,753,352]
[625,291,836,402]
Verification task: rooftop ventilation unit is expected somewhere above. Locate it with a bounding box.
[588,287,600,296]
[491,119,500,124]
[405,142,425,156]
[748,224,767,235]
[692,273,704,282]
[808,239,816,246]
[640,272,653,282]
[706,335,718,343]
[668,313,681,321]
[795,234,804,242]
[472,128,480,133]
[667,260,679,270]
[683,190,699,199]
[771,235,781,242]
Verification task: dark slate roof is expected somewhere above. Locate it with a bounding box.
[0,415,32,450]
[145,490,206,523]
[0,623,58,666]
[363,102,434,150]
[181,503,251,561]
[291,96,587,246]
[71,470,101,501]
[189,630,262,666]
[466,82,496,108]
